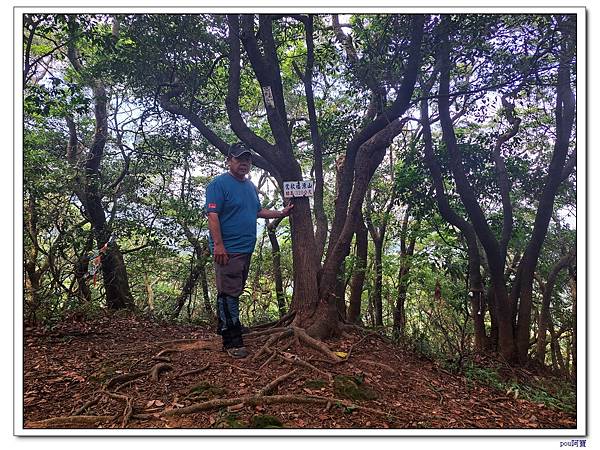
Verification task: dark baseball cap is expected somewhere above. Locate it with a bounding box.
[228,143,252,158]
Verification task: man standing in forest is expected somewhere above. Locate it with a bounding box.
[206,143,293,359]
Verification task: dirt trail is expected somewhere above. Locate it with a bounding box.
[23,313,576,430]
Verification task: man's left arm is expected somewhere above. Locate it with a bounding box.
[257,203,294,219]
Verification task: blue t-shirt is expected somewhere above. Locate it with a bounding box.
[205,173,262,254]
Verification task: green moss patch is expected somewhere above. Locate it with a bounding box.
[89,365,117,383]
[303,379,327,389]
[333,375,378,401]
[212,412,244,428]
[186,381,227,400]
[250,414,284,428]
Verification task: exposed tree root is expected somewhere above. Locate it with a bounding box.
[105,370,149,391]
[27,415,116,428]
[258,349,278,370]
[105,362,173,390]
[36,321,378,428]
[292,326,341,363]
[32,389,138,428]
[114,379,138,392]
[258,368,298,396]
[103,389,134,426]
[175,362,211,379]
[251,328,294,362]
[223,363,256,375]
[154,348,181,358]
[243,326,290,339]
[149,362,173,381]
[103,390,130,402]
[121,397,134,427]
[72,394,101,415]
[249,311,296,331]
[152,356,171,363]
[249,326,341,365]
[273,349,333,381]
[162,393,397,420]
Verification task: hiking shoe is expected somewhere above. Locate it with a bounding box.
[226,347,249,359]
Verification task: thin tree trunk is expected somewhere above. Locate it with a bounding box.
[144,273,155,311]
[73,236,93,304]
[67,18,134,311]
[347,212,368,324]
[549,315,566,375]
[393,210,418,340]
[421,94,488,354]
[569,265,576,382]
[173,260,202,318]
[267,218,287,318]
[198,256,212,318]
[514,17,576,363]
[535,251,574,365]
[438,21,515,360]
[372,241,384,327]
[487,287,499,351]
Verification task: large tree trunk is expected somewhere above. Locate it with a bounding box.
[224,15,323,334]
[296,15,328,263]
[161,14,424,340]
[325,16,425,262]
[100,246,134,309]
[318,120,406,337]
[313,11,426,332]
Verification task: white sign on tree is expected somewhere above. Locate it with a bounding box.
[283,180,314,198]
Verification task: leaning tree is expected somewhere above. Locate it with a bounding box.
[420,14,576,363]
[23,14,136,310]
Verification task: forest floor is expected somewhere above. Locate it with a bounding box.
[22,312,576,431]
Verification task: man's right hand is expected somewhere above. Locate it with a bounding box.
[213,243,229,265]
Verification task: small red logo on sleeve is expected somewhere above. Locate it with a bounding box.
[208,203,217,209]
